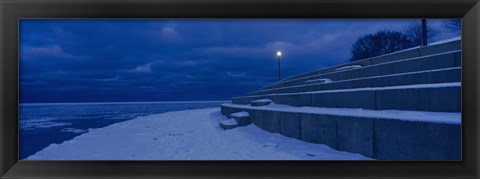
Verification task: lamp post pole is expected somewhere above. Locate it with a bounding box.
[277,51,282,81]
[422,19,428,46]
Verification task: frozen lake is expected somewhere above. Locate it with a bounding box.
[19,101,226,159]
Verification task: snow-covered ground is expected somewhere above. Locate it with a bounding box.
[26,107,371,160]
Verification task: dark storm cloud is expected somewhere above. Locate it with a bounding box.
[19,19,459,103]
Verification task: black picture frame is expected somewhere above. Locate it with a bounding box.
[1,0,479,178]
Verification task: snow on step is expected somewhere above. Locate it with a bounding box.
[231,111,251,126]
[219,119,239,130]
[231,111,249,118]
[251,99,272,106]
[335,65,362,71]
[305,78,332,84]
[429,36,461,46]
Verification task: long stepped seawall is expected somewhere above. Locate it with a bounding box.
[220,38,461,160]
[263,37,461,90]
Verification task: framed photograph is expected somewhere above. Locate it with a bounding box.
[1,0,479,178]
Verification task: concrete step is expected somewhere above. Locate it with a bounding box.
[219,119,239,130]
[233,82,461,112]
[220,103,461,160]
[249,67,460,96]
[231,111,251,126]
[268,38,460,89]
[259,50,461,91]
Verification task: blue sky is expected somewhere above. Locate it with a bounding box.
[19,19,459,103]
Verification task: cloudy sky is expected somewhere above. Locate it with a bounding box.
[19,19,459,103]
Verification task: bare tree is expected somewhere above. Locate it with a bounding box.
[444,19,461,35]
[350,30,415,62]
[404,21,440,46]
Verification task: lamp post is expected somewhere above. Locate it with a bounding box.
[276,51,282,81]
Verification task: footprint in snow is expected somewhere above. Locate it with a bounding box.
[306,152,327,157]
[262,142,278,148]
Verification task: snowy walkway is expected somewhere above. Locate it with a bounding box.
[26,108,371,160]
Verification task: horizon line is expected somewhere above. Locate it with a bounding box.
[20,100,230,105]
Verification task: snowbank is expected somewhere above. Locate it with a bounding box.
[26,108,371,160]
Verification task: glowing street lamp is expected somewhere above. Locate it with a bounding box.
[277,51,282,81]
